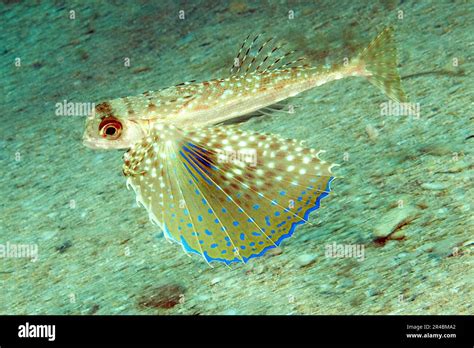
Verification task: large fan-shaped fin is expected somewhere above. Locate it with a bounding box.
[124,124,335,264]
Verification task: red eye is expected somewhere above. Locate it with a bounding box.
[99,117,122,140]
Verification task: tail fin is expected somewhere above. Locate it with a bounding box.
[357,27,407,103]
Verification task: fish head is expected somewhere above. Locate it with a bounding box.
[82,111,146,150]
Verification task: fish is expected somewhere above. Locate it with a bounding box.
[83,27,405,150]
[83,27,406,264]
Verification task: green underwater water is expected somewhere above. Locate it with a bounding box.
[1,0,472,315]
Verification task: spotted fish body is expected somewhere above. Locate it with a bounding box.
[83,27,406,264]
[104,65,354,127]
[84,27,405,140]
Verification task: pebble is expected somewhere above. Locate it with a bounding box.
[210,277,221,285]
[266,246,283,256]
[319,283,333,294]
[40,230,57,241]
[295,254,317,267]
[338,277,355,289]
[296,233,312,243]
[418,242,436,253]
[138,284,186,309]
[366,287,381,297]
[432,239,458,258]
[373,206,419,238]
[447,160,469,173]
[437,208,448,215]
[418,144,452,156]
[421,182,449,191]
[196,294,211,302]
[55,240,73,253]
[365,124,379,141]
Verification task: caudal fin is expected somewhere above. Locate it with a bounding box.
[357,27,407,103]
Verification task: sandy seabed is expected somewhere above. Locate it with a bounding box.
[1,0,472,315]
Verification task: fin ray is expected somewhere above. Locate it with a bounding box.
[123,124,334,264]
[357,26,407,103]
[230,34,308,75]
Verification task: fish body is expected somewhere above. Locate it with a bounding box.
[83,27,407,264]
[97,63,359,126]
[83,27,405,149]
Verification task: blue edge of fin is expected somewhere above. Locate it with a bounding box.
[163,176,335,265]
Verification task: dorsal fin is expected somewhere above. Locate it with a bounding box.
[230,34,308,75]
[230,34,260,74]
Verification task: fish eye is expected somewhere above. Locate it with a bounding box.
[99,117,122,140]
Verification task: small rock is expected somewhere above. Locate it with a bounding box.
[419,242,436,253]
[295,254,317,267]
[447,160,469,173]
[338,277,355,289]
[319,283,333,294]
[373,206,419,238]
[229,0,249,14]
[138,284,186,309]
[266,246,283,256]
[396,252,408,259]
[366,288,381,297]
[390,230,406,240]
[431,238,460,258]
[421,182,449,191]
[40,230,57,241]
[87,304,100,315]
[254,265,265,275]
[418,144,452,156]
[196,294,211,302]
[55,240,73,253]
[365,124,379,141]
[210,277,221,285]
[437,208,448,215]
[349,294,364,306]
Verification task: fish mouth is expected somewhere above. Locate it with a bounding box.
[82,133,131,150]
[82,134,106,149]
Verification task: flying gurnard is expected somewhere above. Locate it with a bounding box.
[83,27,406,264]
